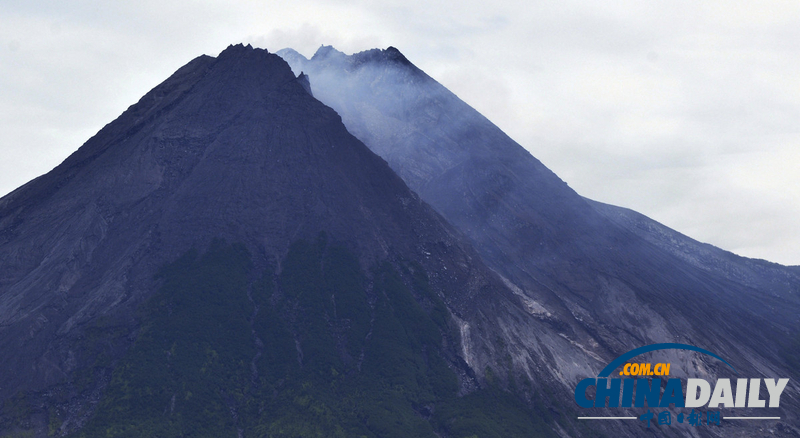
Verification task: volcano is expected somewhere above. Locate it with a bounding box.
[277,45,800,437]
[0,43,797,437]
[0,44,549,437]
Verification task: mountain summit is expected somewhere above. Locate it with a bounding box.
[0,44,555,436]
[0,43,798,437]
[279,45,800,437]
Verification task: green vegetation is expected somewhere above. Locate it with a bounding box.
[0,393,35,437]
[69,236,555,437]
[74,240,254,437]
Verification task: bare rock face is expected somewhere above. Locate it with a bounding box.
[1,41,798,436]
[279,45,800,437]
[1,44,569,436]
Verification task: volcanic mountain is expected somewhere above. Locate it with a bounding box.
[0,44,570,437]
[0,42,798,437]
[277,45,800,436]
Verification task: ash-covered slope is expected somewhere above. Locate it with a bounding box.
[0,44,577,437]
[588,199,800,293]
[279,45,800,436]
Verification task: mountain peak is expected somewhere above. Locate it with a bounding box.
[215,43,260,61]
[365,46,412,65]
[311,44,346,61]
[220,42,255,54]
[6,42,799,437]
[0,44,516,416]
[275,47,307,62]
[303,45,415,69]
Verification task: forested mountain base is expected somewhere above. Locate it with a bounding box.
[54,237,557,438]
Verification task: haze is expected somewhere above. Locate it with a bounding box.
[1,0,798,265]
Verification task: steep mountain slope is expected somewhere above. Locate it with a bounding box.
[2,40,798,437]
[0,44,582,437]
[278,45,800,436]
[588,199,800,296]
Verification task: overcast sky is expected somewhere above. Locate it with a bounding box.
[2,1,799,265]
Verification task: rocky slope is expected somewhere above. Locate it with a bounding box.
[0,44,581,437]
[0,41,797,437]
[278,45,800,437]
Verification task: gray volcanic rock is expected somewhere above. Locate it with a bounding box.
[0,44,566,435]
[278,45,800,437]
[1,41,798,436]
[588,198,800,294]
